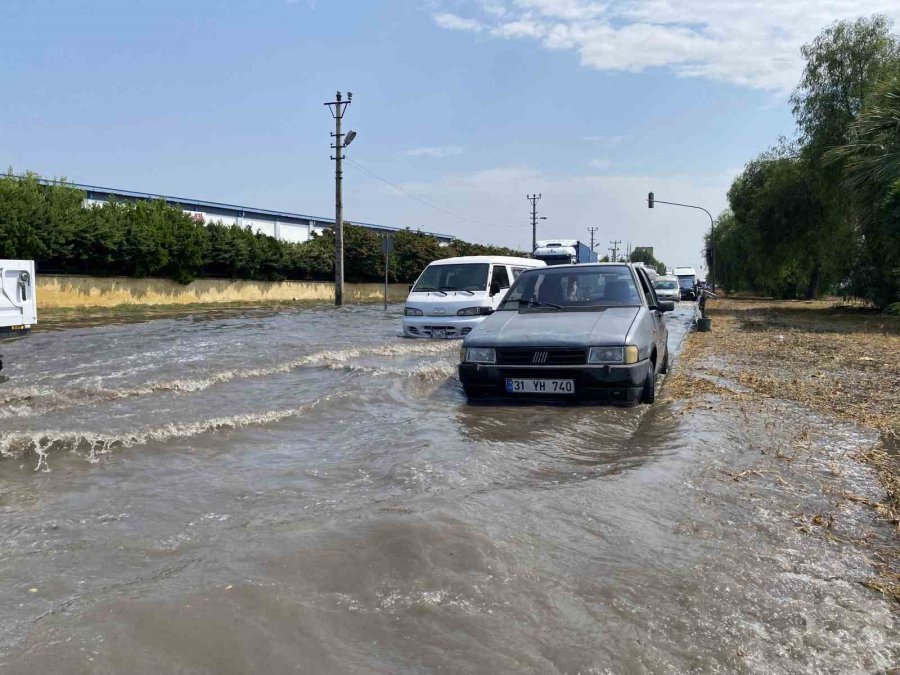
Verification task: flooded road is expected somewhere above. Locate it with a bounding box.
[0,304,896,673]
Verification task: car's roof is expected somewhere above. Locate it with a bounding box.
[656,275,677,281]
[518,262,634,271]
[426,255,544,266]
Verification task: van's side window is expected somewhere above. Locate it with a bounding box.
[511,266,527,279]
[491,265,510,289]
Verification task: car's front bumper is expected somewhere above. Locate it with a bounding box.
[458,360,651,403]
[402,315,485,339]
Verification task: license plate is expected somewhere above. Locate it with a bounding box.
[505,378,575,394]
[431,328,448,339]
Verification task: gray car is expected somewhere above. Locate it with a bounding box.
[458,263,673,404]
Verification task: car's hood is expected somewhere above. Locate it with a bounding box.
[468,307,640,347]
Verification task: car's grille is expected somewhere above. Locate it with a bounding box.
[496,347,586,365]
[408,325,472,338]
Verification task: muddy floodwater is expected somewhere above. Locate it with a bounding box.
[0,304,896,673]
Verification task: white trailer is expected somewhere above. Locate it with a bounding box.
[0,260,37,331]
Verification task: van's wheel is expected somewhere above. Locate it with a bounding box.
[641,363,656,404]
[660,348,669,374]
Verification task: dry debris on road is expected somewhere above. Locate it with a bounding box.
[665,296,900,601]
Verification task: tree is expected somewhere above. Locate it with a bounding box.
[792,16,900,153]
[826,75,900,306]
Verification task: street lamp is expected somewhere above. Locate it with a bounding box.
[647,192,716,292]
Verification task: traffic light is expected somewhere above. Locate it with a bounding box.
[647,192,654,208]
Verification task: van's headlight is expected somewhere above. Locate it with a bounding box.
[463,347,496,364]
[588,346,639,364]
[405,307,423,316]
[457,306,491,316]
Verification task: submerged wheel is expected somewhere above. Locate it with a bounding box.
[641,362,656,404]
[660,347,669,374]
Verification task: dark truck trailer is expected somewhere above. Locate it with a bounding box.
[533,240,598,266]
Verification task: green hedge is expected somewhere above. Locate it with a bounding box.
[0,172,523,284]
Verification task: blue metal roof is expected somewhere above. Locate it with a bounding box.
[36,179,454,241]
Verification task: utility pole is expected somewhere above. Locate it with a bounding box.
[609,240,621,262]
[325,91,353,306]
[588,227,599,251]
[527,194,542,252]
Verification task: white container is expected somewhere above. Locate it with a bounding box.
[0,260,37,330]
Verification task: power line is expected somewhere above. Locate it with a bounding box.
[344,157,519,231]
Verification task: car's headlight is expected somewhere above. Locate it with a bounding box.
[588,346,623,364]
[405,307,423,316]
[463,347,496,364]
[457,306,491,316]
[588,346,639,364]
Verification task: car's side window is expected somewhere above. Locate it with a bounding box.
[511,266,527,279]
[636,269,658,307]
[491,265,510,289]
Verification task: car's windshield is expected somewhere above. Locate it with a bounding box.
[655,280,677,290]
[677,276,696,289]
[498,265,641,311]
[412,263,489,292]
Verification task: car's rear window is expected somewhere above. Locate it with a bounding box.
[499,266,641,311]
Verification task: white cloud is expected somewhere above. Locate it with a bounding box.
[433,12,484,32]
[407,145,464,158]
[588,157,611,169]
[432,1,900,91]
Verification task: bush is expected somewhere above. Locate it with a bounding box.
[0,171,526,285]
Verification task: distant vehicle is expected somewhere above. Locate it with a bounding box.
[533,240,598,266]
[653,275,680,301]
[0,260,38,374]
[459,263,673,404]
[673,266,699,300]
[402,256,545,339]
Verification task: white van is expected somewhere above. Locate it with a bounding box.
[402,256,545,339]
[0,260,37,332]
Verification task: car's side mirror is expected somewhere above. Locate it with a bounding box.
[489,282,501,296]
[657,300,675,313]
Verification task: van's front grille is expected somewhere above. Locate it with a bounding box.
[496,348,586,365]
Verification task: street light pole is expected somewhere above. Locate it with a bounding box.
[326,91,353,306]
[648,193,716,292]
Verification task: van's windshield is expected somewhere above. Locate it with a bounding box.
[413,263,490,292]
[677,276,696,289]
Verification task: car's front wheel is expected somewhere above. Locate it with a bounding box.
[641,363,656,404]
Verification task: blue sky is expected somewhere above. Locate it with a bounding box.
[3,0,897,273]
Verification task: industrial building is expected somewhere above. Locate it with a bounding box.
[47,180,454,245]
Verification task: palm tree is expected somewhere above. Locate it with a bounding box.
[825,75,900,215]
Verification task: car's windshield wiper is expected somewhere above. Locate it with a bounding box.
[415,287,447,295]
[521,299,563,310]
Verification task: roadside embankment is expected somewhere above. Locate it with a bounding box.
[36,275,410,309]
[666,297,900,601]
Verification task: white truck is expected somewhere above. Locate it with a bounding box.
[0,260,37,374]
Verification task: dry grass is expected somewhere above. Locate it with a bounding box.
[37,275,411,309]
[669,296,900,601]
